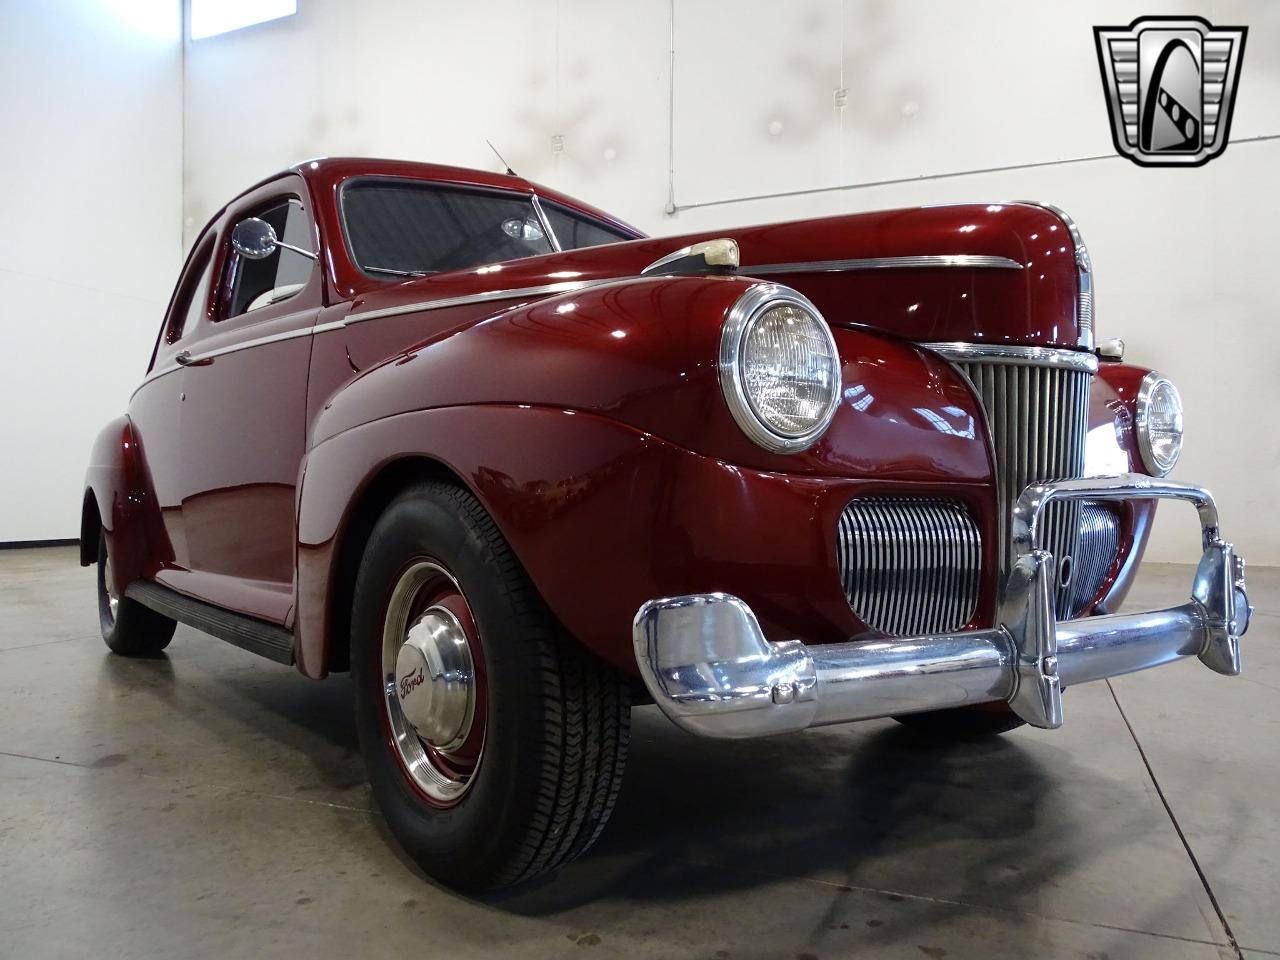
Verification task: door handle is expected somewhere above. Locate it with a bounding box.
[175,350,214,367]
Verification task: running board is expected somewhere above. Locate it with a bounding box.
[126,581,295,665]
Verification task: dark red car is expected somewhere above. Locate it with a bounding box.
[82,158,1251,891]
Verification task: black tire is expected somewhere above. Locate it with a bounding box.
[893,706,1026,739]
[350,481,630,892]
[97,531,175,656]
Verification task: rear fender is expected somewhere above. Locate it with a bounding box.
[82,417,166,596]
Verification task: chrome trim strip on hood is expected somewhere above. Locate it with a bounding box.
[741,254,1024,275]
[342,278,616,326]
[343,256,1023,328]
[923,341,1100,374]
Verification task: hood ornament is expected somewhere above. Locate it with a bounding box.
[642,238,739,277]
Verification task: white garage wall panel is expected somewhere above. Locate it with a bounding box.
[673,0,1280,206]
[0,0,182,542]
[180,0,671,241]
[37,0,1250,568]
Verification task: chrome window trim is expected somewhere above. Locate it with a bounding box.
[741,254,1024,275]
[1135,370,1183,477]
[530,195,561,252]
[923,341,1100,374]
[718,283,840,454]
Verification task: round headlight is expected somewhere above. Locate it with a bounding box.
[1136,372,1183,476]
[719,284,840,452]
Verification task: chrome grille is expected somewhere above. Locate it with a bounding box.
[1067,501,1120,617]
[837,497,981,637]
[957,360,1091,614]
[1078,287,1094,342]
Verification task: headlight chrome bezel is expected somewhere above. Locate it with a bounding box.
[1135,371,1184,477]
[719,283,841,454]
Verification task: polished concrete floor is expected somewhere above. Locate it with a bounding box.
[0,546,1275,959]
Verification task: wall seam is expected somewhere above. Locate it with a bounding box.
[180,0,188,254]
[671,134,1280,214]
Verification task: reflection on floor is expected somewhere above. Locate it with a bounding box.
[0,547,1274,959]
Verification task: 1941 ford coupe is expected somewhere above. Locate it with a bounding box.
[83,157,1251,891]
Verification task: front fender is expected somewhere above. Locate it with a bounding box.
[314,275,993,483]
[1086,362,1159,613]
[296,404,996,678]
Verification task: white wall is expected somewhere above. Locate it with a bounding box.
[152,0,1280,564]
[0,0,183,542]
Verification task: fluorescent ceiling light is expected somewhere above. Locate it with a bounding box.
[104,0,180,41]
[190,0,297,40]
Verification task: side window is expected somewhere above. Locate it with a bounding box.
[166,237,215,343]
[542,203,633,251]
[224,198,314,319]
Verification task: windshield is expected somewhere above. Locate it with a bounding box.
[341,179,632,279]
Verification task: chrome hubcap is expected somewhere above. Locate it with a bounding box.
[103,549,119,621]
[394,607,475,750]
[381,560,485,806]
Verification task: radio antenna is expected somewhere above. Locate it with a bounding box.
[486,140,517,177]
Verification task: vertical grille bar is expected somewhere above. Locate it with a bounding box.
[958,358,1092,616]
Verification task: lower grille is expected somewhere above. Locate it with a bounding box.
[956,359,1091,614]
[837,497,981,637]
[1066,501,1121,617]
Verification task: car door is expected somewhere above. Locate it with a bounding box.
[128,230,220,575]
[165,185,322,624]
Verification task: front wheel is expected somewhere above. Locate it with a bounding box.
[350,482,630,892]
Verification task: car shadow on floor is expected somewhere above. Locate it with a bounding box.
[96,649,1113,938]
[493,709,1082,916]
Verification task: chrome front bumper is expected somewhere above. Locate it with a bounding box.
[632,474,1252,737]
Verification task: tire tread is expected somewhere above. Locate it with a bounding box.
[360,482,629,889]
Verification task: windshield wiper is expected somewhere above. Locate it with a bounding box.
[364,265,435,278]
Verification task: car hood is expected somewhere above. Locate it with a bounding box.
[351,202,1088,350]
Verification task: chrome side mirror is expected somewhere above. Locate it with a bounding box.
[230,216,318,261]
[231,218,278,260]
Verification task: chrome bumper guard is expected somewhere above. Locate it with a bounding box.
[632,474,1252,737]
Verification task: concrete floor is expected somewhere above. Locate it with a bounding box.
[0,547,1275,960]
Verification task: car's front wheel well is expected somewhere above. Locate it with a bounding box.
[326,456,468,673]
[80,491,101,567]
